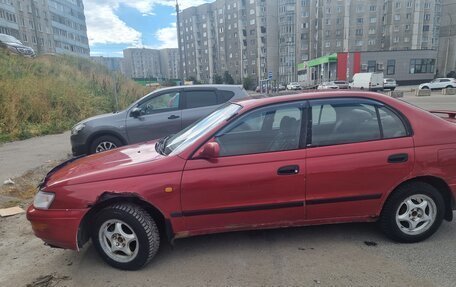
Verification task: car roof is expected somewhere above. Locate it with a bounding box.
[156,84,243,92]
[234,91,390,110]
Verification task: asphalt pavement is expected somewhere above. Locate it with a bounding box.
[0,131,70,182]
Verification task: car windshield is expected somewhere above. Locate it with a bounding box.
[163,103,242,155]
[0,34,21,44]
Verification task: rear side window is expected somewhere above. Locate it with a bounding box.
[310,99,409,147]
[217,90,235,104]
[311,102,381,146]
[185,91,217,109]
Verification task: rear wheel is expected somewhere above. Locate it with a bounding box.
[446,85,453,89]
[92,203,160,270]
[421,86,429,89]
[89,135,123,154]
[380,182,444,243]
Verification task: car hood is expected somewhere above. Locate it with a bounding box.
[5,42,32,49]
[43,141,185,187]
[78,111,125,125]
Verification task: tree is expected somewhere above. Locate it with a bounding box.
[213,74,223,84]
[223,71,235,84]
[243,76,256,90]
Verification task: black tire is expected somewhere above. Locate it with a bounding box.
[446,85,453,89]
[91,203,160,270]
[390,87,395,91]
[380,182,444,243]
[421,86,429,89]
[89,135,123,154]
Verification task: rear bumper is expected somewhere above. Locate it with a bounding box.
[26,205,87,250]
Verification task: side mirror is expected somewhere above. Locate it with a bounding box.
[194,142,220,159]
[130,107,141,118]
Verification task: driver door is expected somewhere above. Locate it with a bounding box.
[179,102,307,233]
[126,91,182,143]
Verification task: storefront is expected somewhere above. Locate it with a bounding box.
[298,49,437,86]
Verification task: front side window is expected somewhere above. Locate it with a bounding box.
[216,104,303,156]
[138,92,180,115]
[310,99,408,147]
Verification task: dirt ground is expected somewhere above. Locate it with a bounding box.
[1,92,456,286]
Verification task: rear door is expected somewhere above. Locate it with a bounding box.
[306,98,414,220]
[125,90,182,143]
[180,89,219,128]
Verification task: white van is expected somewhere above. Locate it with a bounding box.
[350,72,384,91]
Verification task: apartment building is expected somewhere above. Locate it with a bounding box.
[179,0,279,84]
[437,0,456,76]
[91,56,123,73]
[160,48,180,80]
[122,48,180,80]
[0,0,89,57]
[0,0,19,38]
[179,0,443,85]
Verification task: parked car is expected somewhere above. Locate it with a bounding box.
[287,82,302,90]
[0,33,35,57]
[278,84,286,91]
[333,80,349,89]
[317,82,339,90]
[419,78,456,90]
[350,72,384,91]
[384,78,398,91]
[28,91,456,270]
[70,85,248,156]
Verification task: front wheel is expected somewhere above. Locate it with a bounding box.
[92,203,160,270]
[89,135,123,154]
[380,182,444,243]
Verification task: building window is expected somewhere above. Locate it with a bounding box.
[394,14,401,21]
[355,29,363,36]
[356,18,364,24]
[387,60,396,75]
[409,59,435,74]
[367,60,376,72]
[423,25,430,32]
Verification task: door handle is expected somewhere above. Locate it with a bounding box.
[388,153,408,163]
[277,165,300,175]
[168,115,180,120]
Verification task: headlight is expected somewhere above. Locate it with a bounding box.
[71,123,85,135]
[33,191,55,210]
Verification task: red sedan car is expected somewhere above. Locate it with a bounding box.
[27,91,456,270]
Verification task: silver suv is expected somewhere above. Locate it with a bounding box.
[70,85,249,156]
[0,33,35,57]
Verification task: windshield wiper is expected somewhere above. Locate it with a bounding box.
[155,135,173,156]
[155,137,166,155]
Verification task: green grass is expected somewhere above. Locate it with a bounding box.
[0,49,148,143]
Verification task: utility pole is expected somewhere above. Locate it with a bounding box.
[176,0,184,83]
[444,12,453,77]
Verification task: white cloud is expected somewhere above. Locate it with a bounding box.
[83,0,213,47]
[155,23,178,48]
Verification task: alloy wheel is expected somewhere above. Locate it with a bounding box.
[395,194,436,235]
[98,219,139,263]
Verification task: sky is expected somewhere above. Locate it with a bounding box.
[84,0,214,57]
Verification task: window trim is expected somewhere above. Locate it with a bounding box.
[306,97,413,148]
